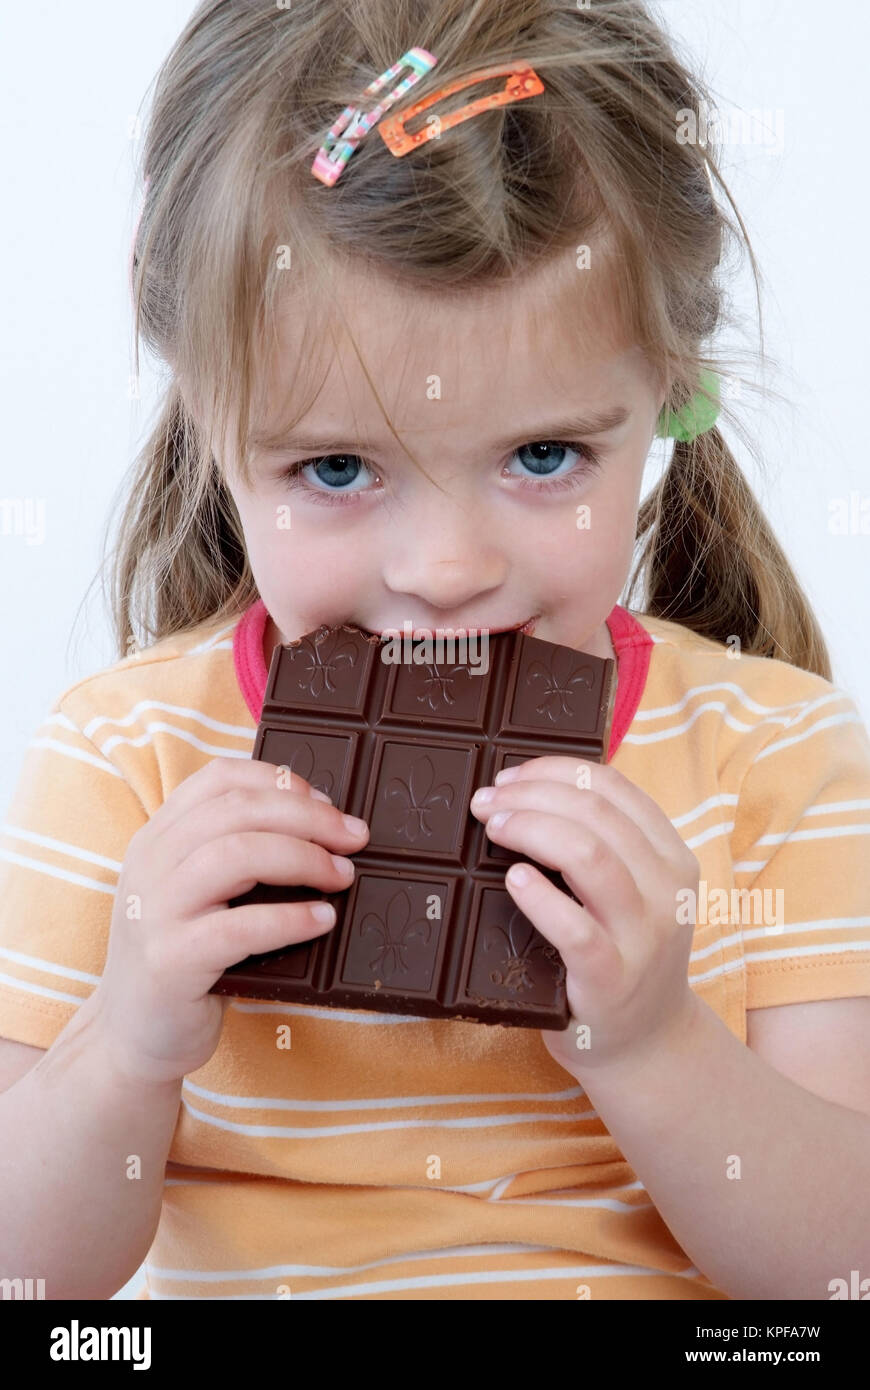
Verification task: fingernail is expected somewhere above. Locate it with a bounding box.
[342,813,367,835]
[311,901,336,924]
[311,789,332,803]
[488,810,513,830]
[470,787,495,808]
[495,766,520,785]
[331,854,355,875]
[506,863,530,886]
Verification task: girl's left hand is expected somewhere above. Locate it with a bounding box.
[469,756,701,1078]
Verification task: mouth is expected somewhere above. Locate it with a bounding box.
[359,615,539,638]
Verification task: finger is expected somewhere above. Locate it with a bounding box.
[169,831,357,919]
[485,809,643,944]
[502,860,623,996]
[146,756,332,844]
[184,899,339,979]
[494,757,684,861]
[159,786,368,876]
[472,778,661,889]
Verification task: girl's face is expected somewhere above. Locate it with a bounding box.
[224,254,665,662]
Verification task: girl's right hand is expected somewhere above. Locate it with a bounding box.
[90,756,368,1086]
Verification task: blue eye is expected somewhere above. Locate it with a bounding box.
[280,440,602,505]
[508,442,589,481]
[295,455,373,493]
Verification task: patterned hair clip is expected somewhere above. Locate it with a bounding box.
[311,47,438,187]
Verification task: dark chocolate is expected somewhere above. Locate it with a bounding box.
[210,624,616,1028]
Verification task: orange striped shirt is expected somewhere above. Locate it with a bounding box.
[1,600,868,1300]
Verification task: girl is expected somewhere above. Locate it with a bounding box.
[1,0,868,1302]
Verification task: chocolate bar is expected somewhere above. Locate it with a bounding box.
[211,625,616,1028]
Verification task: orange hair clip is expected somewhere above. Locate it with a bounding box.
[378,61,545,157]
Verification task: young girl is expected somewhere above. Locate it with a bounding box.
[1,0,868,1302]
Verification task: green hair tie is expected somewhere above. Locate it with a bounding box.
[656,369,720,442]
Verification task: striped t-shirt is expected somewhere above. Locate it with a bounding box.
[1,600,868,1301]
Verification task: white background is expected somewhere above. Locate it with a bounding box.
[1,1,868,1299]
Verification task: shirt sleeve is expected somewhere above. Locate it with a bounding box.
[729,684,870,1010]
[0,703,149,1049]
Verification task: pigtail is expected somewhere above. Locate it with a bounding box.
[628,428,832,679]
[106,383,256,661]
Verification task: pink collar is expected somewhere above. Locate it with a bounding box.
[233,599,652,761]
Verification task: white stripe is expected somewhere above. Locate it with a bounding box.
[734,807,870,868]
[743,939,870,967]
[97,722,253,759]
[29,738,122,776]
[159,1171,650,1202]
[624,702,763,744]
[229,999,435,1024]
[623,694,849,746]
[684,819,734,850]
[498,1193,652,1213]
[0,970,87,1006]
[0,847,116,895]
[804,798,870,817]
[0,944,101,985]
[148,1262,687,1299]
[671,794,739,829]
[753,824,870,846]
[689,934,870,986]
[149,1243,556,1281]
[633,681,817,722]
[188,623,239,653]
[754,712,864,761]
[180,1098,599,1139]
[82,699,255,741]
[181,1075,586,1113]
[513,1178,647,1199]
[689,915,870,966]
[1,823,123,873]
[43,712,79,732]
[486,1173,520,1199]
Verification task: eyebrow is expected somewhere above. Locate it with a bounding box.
[250,406,632,455]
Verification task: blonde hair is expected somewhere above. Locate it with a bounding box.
[108,0,831,678]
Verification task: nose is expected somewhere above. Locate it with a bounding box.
[382,494,507,615]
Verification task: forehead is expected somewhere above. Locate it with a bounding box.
[255,249,648,436]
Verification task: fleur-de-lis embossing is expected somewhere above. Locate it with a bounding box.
[384,754,454,839]
[525,650,594,721]
[416,664,464,711]
[483,907,556,992]
[296,632,358,698]
[287,742,335,799]
[360,888,432,978]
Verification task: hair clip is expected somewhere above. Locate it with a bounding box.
[378,61,545,158]
[656,370,721,442]
[311,47,438,187]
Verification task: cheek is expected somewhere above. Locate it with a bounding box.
[578,455,646,563]
[240,499,377,596]
[520,471,639,583]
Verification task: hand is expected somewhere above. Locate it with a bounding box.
[93,757,369,1086]
[469,756,700,1078]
